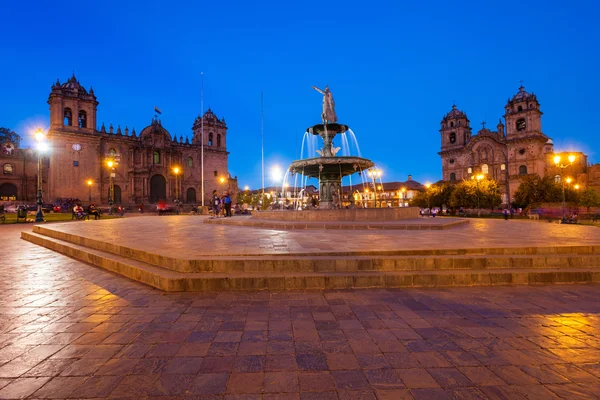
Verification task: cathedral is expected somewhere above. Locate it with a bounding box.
[0,74,237,205]
[439,85,597,203]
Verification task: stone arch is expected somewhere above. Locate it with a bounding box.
[108,185,122,204]
[0,183,17,200]
[64,108,73,126]
[78,110,87,128]
[149,174,166,203]
[187,187,197,203]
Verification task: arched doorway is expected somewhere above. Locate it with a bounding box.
[0,183,17,200]
[187,188,197,203]
[150,175,166,203]
[107,185,122,204]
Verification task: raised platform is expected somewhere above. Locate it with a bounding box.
[205,215,467,230]
[21,216,600,291]
[254,207,420,221]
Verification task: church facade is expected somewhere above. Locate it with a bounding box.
[0,74,237,206]
[439,85,595,203]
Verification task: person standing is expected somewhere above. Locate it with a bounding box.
[223,191,232,217]
[212,190,221,217]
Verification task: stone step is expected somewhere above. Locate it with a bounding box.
[21,231,600,292]
[28,225,600,274]
[203,217,469,231]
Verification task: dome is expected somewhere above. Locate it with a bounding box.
[60,74,88,94]
[546,138,553,144]
[443,104,467,120]
[139,118,172,142]
[511,85,534,102]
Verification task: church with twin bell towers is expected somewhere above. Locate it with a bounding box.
[439,85,591,204]
[44,74,237,206]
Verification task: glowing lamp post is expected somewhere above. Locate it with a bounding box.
[107,160,115,214]
[367,168,382,207]
[87,179,93,202]
[554,154,576,222]
[473,174,484,216]
[424,183,431,215]
[34,128,48,222]
[173,167,180,202]
[399,187,406,207]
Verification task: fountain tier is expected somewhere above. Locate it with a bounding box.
[289,123,374,209]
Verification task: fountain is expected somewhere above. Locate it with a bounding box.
[288,85,374,209]
[254,85,419,222]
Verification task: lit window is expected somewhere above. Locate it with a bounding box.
[187,157,193,167]
[501,164,506,171]
[482,164,489,175]
[108,148,117,157]
[153,151,160,164]
[467,167,472,174]
[3,163,13,175]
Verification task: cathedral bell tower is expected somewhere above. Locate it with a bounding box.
[440,105,472,151]
[48,74,98,132]
[503,85,543,140]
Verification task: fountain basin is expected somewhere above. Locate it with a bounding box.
[289,156,374,178]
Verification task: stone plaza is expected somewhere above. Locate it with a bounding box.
[0,217,599,398]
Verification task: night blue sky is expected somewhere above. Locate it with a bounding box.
[3,0,599,189]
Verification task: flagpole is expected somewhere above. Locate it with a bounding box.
[201,72,205,207]
[261,92,265,204]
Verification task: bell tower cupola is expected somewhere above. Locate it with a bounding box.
[440,104,472,151]
[48,74,98,132]
[503,85,543,139]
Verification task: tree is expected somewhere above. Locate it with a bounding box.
[409,191,428,208]
[449,178,502,209]
[513,175,579,208]
[578,188,600,213]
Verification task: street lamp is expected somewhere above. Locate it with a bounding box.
[424,183,431,216]
[474,174,484,216]
[367,168,382,207]
[34,128,48,222]
[87,179,93,202]
[554,154,576,222]
[173,167,180,202]
[107,160,115,214]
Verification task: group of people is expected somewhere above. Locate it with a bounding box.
[72,203,101,220]
[211,190,232,217]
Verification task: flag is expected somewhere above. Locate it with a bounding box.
[154,106,162,115]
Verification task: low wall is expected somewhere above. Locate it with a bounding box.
[254,207,420,221]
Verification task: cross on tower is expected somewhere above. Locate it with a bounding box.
[481,121,486,129]
[519,80,524,87]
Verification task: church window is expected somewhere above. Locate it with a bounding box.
[464,133,467,144]
[529,103,533,109]
[518,105,523,112]
[208,133,213,146]
[519,148,525,155]
[554,174,561,183]
[73,161,79,167]
[187,157,193,167]
[467,167,472,174]
[449,173,456,181]
[458,121,461,126]
[516,119,526,131]
[108,148,117,157]
[78,110,87,128]
[217,134,222,147]
[449,159,455,164]
[450,121,454,127]
[153,150,161,164]
[214,170,218,177]
[64,108,73,126]
[501,164,506,170]
[519,165,528,175]
[449,132,456,143]
[3,163,13,175]
[482,164,489,175]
